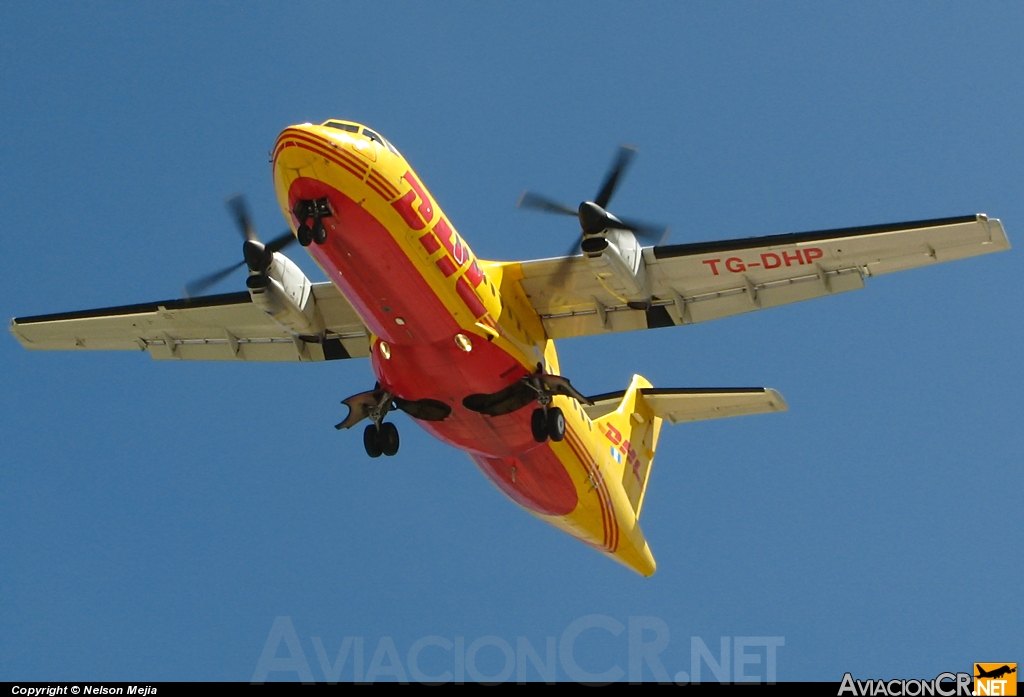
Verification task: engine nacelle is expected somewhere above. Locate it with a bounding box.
[246,253,326,339]
[580,229,649,303]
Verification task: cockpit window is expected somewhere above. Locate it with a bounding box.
[361,127,401,156]
[323,121,360,133]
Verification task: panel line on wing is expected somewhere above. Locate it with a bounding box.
[537,266,864,321]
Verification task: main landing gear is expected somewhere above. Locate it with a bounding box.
[461,367,593,445]
[531,405,565,444]
[293,198,333,247]
[524,373,568,444]
[363,421,399,458]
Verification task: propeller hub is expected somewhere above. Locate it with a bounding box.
[243,239,270,272]
[183,193,299,298]
[578,201,618,236]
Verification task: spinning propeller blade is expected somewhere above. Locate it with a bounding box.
[516,145,668,283]
[594,145,636,209]
[183,194,297,297]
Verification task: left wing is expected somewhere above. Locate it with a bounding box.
[517,214,1009,339]
[10,282,370,362]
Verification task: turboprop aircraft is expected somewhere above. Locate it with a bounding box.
[10,119,1010,576]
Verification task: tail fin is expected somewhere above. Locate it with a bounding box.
[591,375,662,518]
[586,377,789,518]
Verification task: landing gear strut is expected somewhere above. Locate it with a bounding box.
[293,198,333,247]
[358,392,399,458]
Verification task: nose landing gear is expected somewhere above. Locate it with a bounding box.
[293,198,333,247]
[336,387,451,459]
[335,388,401,457]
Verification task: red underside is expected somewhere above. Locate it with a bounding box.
[287,177,577,517]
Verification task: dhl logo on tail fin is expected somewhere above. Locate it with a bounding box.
[593,374,663,518]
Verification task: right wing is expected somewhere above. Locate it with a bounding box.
[10,282,370,362]
[518,214,1009,339]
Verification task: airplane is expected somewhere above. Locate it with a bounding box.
[976,665,1017,680]
[9,119,1011,576]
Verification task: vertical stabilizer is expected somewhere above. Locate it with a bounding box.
[593,374,663,518]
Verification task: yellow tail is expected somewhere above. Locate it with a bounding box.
[591,374,663,519]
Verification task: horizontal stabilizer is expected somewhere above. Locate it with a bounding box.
[584,387,787,423]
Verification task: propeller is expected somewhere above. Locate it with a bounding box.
[183,195,297,297]
[517,145,668,283]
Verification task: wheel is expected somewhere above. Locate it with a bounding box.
[297,222,313,247]
[379,422,400,457]
[363,424,382,458]
[546,407,565,442]
[531,408,547,443]
[312,218,327,245]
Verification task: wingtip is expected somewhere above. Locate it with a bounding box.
[765,388,789,411]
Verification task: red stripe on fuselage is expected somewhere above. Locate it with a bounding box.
[562,431,609,549]
[564,426,619,552]
[276,135,369,182]
[368,170,399,199]
[273,129,372,178]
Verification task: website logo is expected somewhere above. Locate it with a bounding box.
[974,664,1016,697]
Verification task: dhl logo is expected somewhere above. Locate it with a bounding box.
[389,170,489,319]
[702,247,824,275]
[602,423,643,483]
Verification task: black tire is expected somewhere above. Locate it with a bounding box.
[379,422,400,456]
[546,407,566,442]
[363,424,382,458]
[531,408,548,443]
[297,223,313,247]
[312,219,327,245]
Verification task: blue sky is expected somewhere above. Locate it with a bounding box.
[1,2,1020,682]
